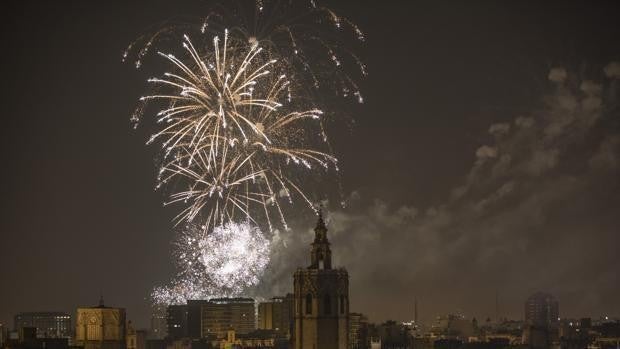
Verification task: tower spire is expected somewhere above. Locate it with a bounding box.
[315,207,327,236]
[310,209,331,269]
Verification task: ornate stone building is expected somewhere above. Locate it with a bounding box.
[75,297,126,349]
[293,212,349,349]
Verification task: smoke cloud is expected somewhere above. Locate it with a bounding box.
[255,64,620,323]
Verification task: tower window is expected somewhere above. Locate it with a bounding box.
[324,294,331,315]
[340,295,346,314]
[305,294,312,315]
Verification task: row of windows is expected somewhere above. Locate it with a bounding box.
[304,294,346,315]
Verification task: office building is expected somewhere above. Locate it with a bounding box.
[258,295,293,337]
[524,292,559,327]
[13,312,72,338]
[186,300,209,339]
[148,312,166,340]
[166,305,188,340]
[201,298,255,339]
[349,313,369,349]
[523,292,559,348]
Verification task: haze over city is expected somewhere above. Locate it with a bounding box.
[1,2,619,349]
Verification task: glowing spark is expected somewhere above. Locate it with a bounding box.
[151,222,270,305]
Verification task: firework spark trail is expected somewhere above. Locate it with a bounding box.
[151,221,270,304]
[137,31,336,232]
[125,0,366,107]
[126,0,365,306]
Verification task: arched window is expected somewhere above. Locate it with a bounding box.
[305,293,313,315]
[324,294,331,315]
[340,295,346,314]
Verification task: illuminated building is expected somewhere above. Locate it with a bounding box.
[293,212,349,349]
[201,298,255,339]
[349,313,369,349]
[75,297,126,349]
[13,312,72,339]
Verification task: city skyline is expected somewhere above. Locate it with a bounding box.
[1,0,620,331]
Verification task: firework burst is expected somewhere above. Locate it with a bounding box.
[125,0,366,107]
[152,221,270,304]
[136,31,336,232]
[128,0,365,306]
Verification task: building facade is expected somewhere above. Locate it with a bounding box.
[148,311,166,340]
[258,295,294,338]
[525,292,559,327]
[293,212,349,349]
[13,312,72,339]
[0,323,6,347]
[349,313,369,349]
[201,298,255,339]
[186,300,208,339]
[75,297,126,349]
[523,292,559,348]
[166,305,188,340]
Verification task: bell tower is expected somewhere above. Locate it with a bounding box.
[293,212,349,349]
[310,210,332,270]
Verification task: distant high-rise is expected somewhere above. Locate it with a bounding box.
[166,305,188,340]
[524,292,559,327]
[0,323,6,347]
[293,212,349,349]
[348,313,369,349]
[523,292,559,348]
[258,295,294,337]
[75,297,126,349]
[148,311,166,340]
[201,298,255,339]
[13,312,72,338]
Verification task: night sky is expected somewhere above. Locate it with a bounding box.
[1,0,619,328]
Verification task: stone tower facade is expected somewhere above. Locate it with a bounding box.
[293,212,349,349]
[75,297,126,349]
